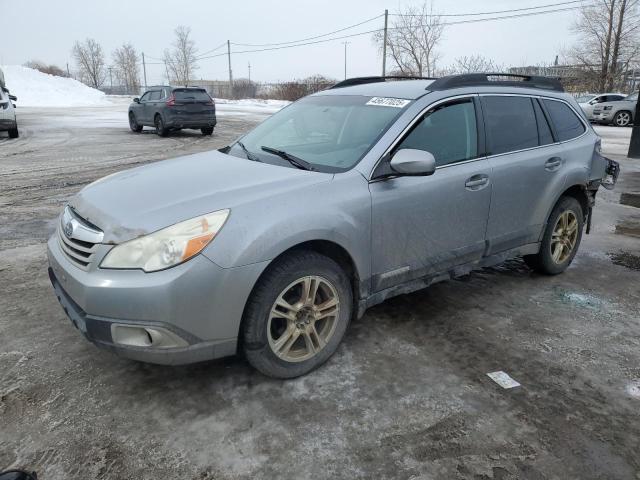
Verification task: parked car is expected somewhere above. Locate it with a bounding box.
[0,87,19,139]
[577,92,626,120]
[128,86,216,136]
[48,74,619,378]
[591,92,638,126]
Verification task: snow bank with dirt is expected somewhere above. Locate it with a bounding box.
[0,65,108,107]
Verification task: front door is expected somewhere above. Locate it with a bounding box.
[369,96,492,292]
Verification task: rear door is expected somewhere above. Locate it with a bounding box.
[482,95,567,254]
[369,96,493,291]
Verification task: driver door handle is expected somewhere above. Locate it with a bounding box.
[465,174,489,190]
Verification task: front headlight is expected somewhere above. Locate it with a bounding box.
[101,209,229,272]
[603,106,613,111]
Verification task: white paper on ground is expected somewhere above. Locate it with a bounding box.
[487,371,521,389]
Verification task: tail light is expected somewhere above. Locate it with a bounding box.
[166,93,176,106]
[205,95,214,106]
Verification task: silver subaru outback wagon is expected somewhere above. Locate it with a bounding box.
[48,74,619,378]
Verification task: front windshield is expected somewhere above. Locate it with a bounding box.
[229,95,410,172]
[576,95,594,103]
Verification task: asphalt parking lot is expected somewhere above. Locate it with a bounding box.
[1,101,639,479]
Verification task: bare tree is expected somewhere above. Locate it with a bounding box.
[72,38,106,88]
[112,43,140,94]
[443,55,502,75]
[163,26,199,85]
[570,0,640,91]
[374,1,444,77]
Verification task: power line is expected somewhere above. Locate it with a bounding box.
[391,0,585,17]
[196,41,227,59]
[231,14,383,47]
[443,5,583,25]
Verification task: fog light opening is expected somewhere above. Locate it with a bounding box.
[111,324,189,349]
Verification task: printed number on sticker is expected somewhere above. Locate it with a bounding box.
[366,97,411,108]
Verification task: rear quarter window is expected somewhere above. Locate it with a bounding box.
[543,99,586,142]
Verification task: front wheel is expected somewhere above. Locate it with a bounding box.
[613,111,632,127]
[201,126,214,136]
[524,196,584,275]
[242,251,353,378]
[129,112,143,132]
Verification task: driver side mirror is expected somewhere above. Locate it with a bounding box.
[133,97,140,103]
[8,94,17,102]
[390,149,436,176]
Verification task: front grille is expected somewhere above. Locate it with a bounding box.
[57,207,102,270]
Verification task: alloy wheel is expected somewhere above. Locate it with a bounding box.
[615,112,631,127]
[550,210,578,264]
[267,275,340,362]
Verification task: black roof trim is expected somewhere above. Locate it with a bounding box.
[331,76,436,89]
[427,73,564,92]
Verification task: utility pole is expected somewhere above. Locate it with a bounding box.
[227,40,233,96]
[248,61,251,82]
[382,9,389,77]
[141,52,148,91]
[66,62,70,77]
[108,66,113,91]
[164,61,170,84]
[342,42,350,80]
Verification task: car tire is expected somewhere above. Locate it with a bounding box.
[201,127,214,136]
[155,114,169,137]
[8,127,19,138]
[613,111,632,127]
[242,250,353,379]
[524,196,584,275]
[129,112,143,132]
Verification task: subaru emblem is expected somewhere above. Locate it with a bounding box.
[64,221,74,238]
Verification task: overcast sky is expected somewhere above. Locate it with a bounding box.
[1,0,579,84]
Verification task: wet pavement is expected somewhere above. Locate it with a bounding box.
[1,104,639,479]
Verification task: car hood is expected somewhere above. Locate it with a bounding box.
[69,150,332,244]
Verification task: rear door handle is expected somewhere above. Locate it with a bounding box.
[465,174,489,190]
[545,157,563,171]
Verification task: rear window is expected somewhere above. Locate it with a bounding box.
[174,89,211,102]
[482,96,539,155]
[543,99,585,142]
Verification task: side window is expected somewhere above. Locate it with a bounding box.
[149,90,161,101]
[482,96,538,155]
[533,99,554,146]
[139,92,151,102]
[396,99,478,167]
[543,99,586,142]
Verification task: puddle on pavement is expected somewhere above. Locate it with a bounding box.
[615,219,640,237]
[608,251,640,271]
[619,192,640,209]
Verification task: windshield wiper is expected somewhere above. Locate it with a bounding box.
[260,146,315,171]
[237,141,261,162]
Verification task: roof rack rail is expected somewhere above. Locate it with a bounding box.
[427,73,564,92]
[331,75,436,89]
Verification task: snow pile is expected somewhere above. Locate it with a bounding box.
[0,65,108,107]
[214,98,289,116]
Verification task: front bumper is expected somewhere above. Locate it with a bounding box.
[592,111,614,123]
[0,118,16,130]
[47,235,268,365]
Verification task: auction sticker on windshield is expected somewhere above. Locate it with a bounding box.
[366,97,411,108]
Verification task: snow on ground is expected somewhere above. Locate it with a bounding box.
[1,65,108,107]
[214,98,290,116]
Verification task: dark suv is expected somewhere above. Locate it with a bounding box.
[128,86,216,136]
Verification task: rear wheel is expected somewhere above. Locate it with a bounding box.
[128,112,143,132]
[155,114,169,136]
[243,251,352,378]
[524,196,584,275]
[8,127,19,138]
[613,111,632,127]
[201,126,214,136]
